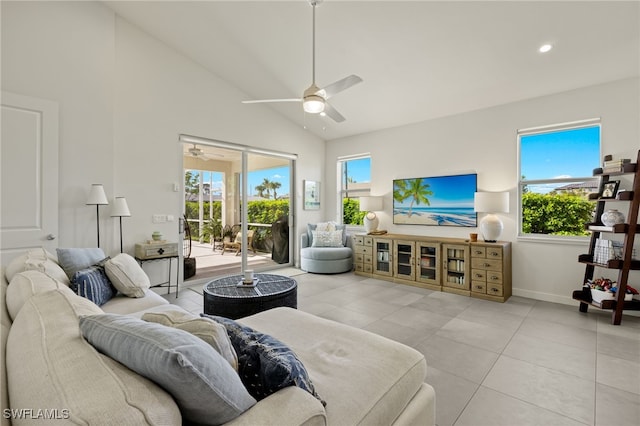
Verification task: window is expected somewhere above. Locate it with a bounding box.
[338,155,371,225]
[518,120,600,238]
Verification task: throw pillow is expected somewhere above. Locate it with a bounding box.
[203,314,325,405]
[71,265,116,306]
[56,247,107,279]
[5,248,71,286]
[104,253,150,298]
[311,230,344,247]
[307,222,346,247]
[142,309,238,371]
[79,314,256,425]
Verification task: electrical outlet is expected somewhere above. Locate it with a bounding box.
[167,215,175,222]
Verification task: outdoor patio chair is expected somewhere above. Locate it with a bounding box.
[222,229,255,256]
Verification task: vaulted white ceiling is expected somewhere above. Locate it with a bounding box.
[105,0,640,141]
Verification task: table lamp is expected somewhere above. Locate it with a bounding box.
[359,196,383,234]
[86,184,109,247]
[111,197,131,253]
[474,192,509,242]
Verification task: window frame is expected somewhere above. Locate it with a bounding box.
[337,154,371,226]
[517,119,601,243]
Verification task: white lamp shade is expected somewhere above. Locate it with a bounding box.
[359,196,383,212]
[474,192,509,213]
[111,197,131,217]
[86,184,108,205]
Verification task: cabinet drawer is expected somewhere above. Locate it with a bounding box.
[487,284,503,296]
[363,236,373,246]
[355,246,373,255]
[471,247,486,258]
[355,253,364,263]
[363,263,373,273]
[486,248,503,259]
[471,281,486,293]
[486,271,503,284]
[355,263,364,272]
[353,235,364,245]
[364,255,373,264]
[471,269,486,281]
[471,258,502,271]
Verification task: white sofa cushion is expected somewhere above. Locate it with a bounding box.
[105,253,150,298]
[239,307,427,426]
[6,289,181,425]
[6,270,69,321]
[142,308,238,371]
[101,290,168,315]
[80,314,256,425]
[5,248,70,286]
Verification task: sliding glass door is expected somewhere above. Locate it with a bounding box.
[180,135,295,283]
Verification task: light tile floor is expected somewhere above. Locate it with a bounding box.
[165,271,640,426]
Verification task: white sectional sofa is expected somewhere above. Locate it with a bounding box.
[1,248,435,425]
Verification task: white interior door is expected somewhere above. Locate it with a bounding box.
[1,92,59,265]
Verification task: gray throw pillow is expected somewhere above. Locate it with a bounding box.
[79,314,256,425]
[203,314,325,406]
[56,248,107,279]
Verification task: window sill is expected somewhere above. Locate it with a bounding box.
[517,234,589,246]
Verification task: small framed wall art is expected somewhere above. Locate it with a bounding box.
[303,180,320,210]
[600,180,620,199]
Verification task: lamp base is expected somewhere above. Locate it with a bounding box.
[480,214,503,243]
[364,212,379,234]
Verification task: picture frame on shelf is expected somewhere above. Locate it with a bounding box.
[303,180,320,210]
[600,180,620,199]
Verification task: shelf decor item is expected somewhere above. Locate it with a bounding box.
[111,197,131,253]
[601,209,625,227]
[86,184,109,248]
[474,191,509,242]
[393,174,477,227]
[600,180,620,199]
[359,196,383,234]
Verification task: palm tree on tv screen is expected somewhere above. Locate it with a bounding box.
[405,178,433,218]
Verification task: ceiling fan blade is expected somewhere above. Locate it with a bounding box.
[317,75,363,99]
[323,102,345,123]
[242,98,302,104]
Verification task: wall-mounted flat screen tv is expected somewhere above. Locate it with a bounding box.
[393,173,477,227]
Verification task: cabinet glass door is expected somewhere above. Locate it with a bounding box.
[417,242,440,285]
[443,243,470,291]
[394,240,415,280]
[373,239,393,276]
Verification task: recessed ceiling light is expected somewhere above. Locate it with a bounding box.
[539,44,553,53]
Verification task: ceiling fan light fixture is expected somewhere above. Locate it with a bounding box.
[303,95,325,113]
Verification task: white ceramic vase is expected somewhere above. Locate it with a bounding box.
[601,209,625,227]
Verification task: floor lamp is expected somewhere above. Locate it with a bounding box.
[111,197,131,253]
[86,184,109,247]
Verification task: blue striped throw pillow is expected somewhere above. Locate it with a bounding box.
[71,265,116,306]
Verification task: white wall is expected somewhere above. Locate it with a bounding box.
[326,77,640,304]
[2,1,325,266]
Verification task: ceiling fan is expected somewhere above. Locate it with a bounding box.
[186,144,221,161]
[242,0,362,123]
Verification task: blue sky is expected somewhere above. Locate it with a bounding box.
[199,166,290,198]
[394,174,477,208]
[520,126,600,180]
[344,157,371,183]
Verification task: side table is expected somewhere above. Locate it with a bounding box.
[203,274,297,319]
[135,255,180,298]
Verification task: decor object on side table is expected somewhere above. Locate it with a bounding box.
[601,209,625,227]
[111,197,131,253]
[474,191,509,242]
[86,184,108,247]
[359,196,384,234]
